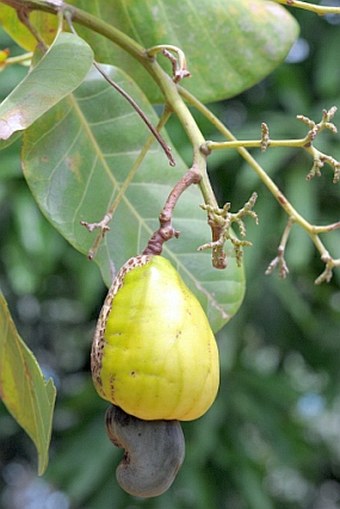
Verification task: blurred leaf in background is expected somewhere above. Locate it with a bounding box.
[0,5,340,509]
[0,291,56,476]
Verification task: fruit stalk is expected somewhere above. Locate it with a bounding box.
[143,167,201,256]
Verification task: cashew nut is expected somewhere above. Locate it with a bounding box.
[105,405,185,498]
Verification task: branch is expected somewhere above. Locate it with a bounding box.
[204,107,340,183]
[273,0,340,15]
[0,50,33,70]
[180,87,340,283]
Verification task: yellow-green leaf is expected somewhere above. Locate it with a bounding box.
[0,31,94,141]
[0,4,58,51]
[0,291,56,475]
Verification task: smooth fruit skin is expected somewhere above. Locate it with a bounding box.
[106,405,185,497]
[91,255,219,421]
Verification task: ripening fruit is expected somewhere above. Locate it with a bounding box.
[91,255,219,421]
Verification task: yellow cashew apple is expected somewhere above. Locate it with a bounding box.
[91,254,219,421]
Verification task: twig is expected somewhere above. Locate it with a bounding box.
[315,256,340,285]
[81,214,111,260]
[197,193,258,268]
[143,167,201,256]
[0,51,33,69]
[265,218,294,278]
[261,122,270,152]
[16,3,49,49]
[81,108,173,260]
[92,62,175,167]
[147,45,191,83]
[273,0,340,15]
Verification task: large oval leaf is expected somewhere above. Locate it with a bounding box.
[68,0,299,103]
[0,31,93,140]
[0,291,56,475]
[22,64,245,332]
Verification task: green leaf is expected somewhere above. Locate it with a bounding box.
[22,64,245,332]
[0,4,58,50]
[0,131,21,152]
[0,134,22,179]
[69,0,299,103]
[0,291,56,475]
[0,31,93,141]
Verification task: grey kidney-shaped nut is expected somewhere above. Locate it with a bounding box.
[105,404,185,498]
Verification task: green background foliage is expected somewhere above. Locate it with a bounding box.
[0,2,340,509]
